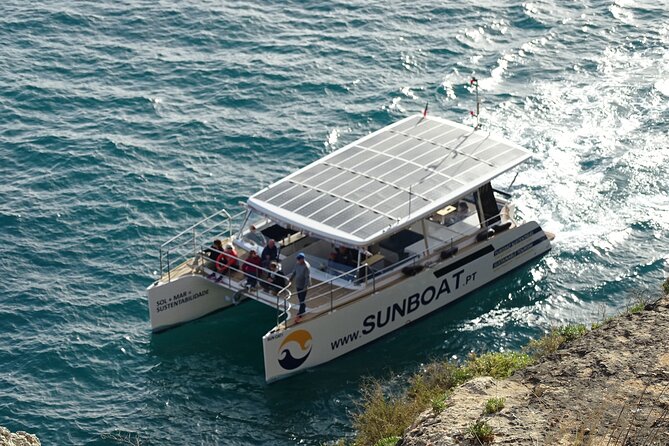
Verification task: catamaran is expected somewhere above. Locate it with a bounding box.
[146,113,552,382]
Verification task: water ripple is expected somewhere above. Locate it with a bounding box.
[1,1,669,445]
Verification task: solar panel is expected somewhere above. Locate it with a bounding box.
[247,114,531,247]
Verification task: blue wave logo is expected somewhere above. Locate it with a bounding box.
[278,329,312,370]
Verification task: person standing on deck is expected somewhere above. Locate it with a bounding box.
[290,252,311,321]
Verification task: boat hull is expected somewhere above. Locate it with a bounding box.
[262,221,551,382]
[147,275,243,332]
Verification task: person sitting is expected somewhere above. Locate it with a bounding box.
[332,246,356,267]
[215,244,239,281]
[260,239,280,270]
[204,239,223,275]
[446,201,470,225]
[242,249,262,289]
[244,225,266,248]
[263,261,287,294]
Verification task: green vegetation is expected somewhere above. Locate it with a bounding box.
[466,351,533,378]
[484,397,506,414]
[626,293,648,314]
[353,382,422,446]
[430,393,449,414]
[523,324,587,359]
[352,351,535,446]
[372,436,400,446]
[467,420,495,443]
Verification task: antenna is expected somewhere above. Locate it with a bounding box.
[508,172,519,189]
[469,77,481,130]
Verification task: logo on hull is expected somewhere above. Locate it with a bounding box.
[278,330,312,370]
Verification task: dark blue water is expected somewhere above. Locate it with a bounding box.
[1,1,668,444]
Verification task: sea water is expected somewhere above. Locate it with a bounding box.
[1,1,668,444]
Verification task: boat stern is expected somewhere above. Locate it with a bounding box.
[147,275,240,332]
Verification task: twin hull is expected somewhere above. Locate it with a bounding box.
[147,222,550,381]
[262,222,550,382]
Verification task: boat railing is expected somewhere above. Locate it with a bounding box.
[296,208,516,319]
[303,263,370,312]
[158,208,246,282]
[201,251,293,326]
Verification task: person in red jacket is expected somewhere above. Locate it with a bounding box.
[216,244,239,280]
[242,249,262,289]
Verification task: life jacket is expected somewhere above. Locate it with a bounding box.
[216,249,239,273]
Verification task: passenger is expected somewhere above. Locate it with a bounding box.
[261,239,280,269]
[244,225,266,248]
[215,244,239,280]
[446,201,470,225]
[263,261,287,294]
[290,252,311,321]
[204,239,223,276]
[332,246,356,267]
[242,249,262,289]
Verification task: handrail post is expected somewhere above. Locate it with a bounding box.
[276,292,280,327]
[284,293,288,329]
[330,281,333,313]
[167,249,171,282]
[159,249,163,278]
[192,228,197,266]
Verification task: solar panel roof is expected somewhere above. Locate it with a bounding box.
[247,114,531,247]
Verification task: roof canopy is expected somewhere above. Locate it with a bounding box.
[247,114,531,247]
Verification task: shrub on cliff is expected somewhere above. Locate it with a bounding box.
[351,351,534,446]
[524,324,587,359]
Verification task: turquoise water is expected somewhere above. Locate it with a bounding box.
[1,1,668,444]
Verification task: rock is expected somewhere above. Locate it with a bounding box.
[401,296,669,445]
[0,427,40,446]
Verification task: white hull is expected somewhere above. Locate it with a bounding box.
[262,221,550,382]
[147,275,244,332]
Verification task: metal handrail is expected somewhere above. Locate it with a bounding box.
[203,253,293,327]
[200,249,290,283]
[276,283,292,328]
[289,208,516,319]
[158,208,246,281]
[161,209,241,249]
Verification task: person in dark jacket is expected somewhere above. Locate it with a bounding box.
[290,252,311,320]
[204,239,223,268]
[261,239,280,269]
[263,261,287,294]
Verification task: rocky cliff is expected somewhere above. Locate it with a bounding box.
[401,297,669,446]
[0,427,40,446]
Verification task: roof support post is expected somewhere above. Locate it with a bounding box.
[421,219,430,255]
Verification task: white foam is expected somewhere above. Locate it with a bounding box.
[400,86,418,100]
[654,79,669,96]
